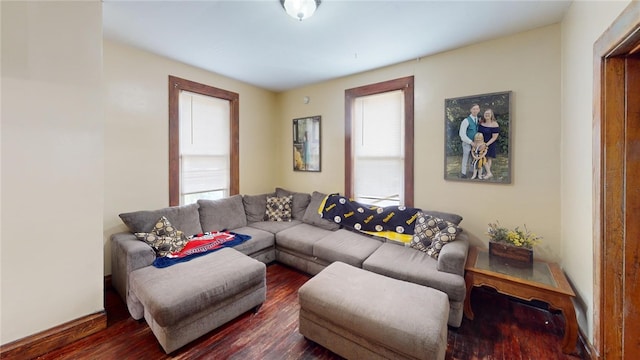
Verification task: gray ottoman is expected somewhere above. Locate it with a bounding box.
[129,247,266,353]
[298,261,449,360]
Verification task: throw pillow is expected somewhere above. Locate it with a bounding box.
[425,226,460,259]
[265,195,293,222]
[153,215,181,237]
[243,192,275,222]
[135,216,188,257]
[301,191,341,231]
[119,203,203,236]
[275,187,311,220]
[198,195,247,231]
[421,210,463,225]
[410,214,460,258]
[409,212,437,251]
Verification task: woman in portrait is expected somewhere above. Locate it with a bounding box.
[478,108,500,179]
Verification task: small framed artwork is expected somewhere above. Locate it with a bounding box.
[293,115,321,172]
[444,91,512,183]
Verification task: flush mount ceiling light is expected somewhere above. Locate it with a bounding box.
[280,0,321,21]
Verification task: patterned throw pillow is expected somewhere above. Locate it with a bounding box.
[135,216,188,257]
[265,195,293,222]
[425,226,460,259]
[410,213,460,258]
[410,212,438,251]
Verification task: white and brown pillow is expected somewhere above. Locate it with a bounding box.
[265,195,293,222]
[410,212,438,251]
[410,212,460,258]
[135,216,188,257]
[425,226,460,259]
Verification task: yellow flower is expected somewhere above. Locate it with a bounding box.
[487,221,542,249]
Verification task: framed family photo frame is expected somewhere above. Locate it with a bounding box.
[444,91,512,183]
[293,115,321,172]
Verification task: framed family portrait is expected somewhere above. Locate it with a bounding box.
[444,91,512,183]
[293,115,321,172]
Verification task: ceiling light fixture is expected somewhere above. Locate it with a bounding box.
[280,0,321,21]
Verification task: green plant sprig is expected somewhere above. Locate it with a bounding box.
[487,221,542,249]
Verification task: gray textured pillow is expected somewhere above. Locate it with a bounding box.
[302,191,340,231]
[198,195,247,231]
[275,187,311,220]
[422,210,463,225]
[243,192,274,223]
[119,203,202,237]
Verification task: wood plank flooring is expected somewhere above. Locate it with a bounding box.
[39,263,587,359]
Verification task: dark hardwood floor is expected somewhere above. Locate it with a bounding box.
[39,263,587,359]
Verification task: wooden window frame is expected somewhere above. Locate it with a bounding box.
[344,76,415,207]
[168,75,239,206]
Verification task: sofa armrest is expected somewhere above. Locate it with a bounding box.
[110,232,155,303]
[437,233,469,276]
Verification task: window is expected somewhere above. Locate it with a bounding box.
[168,76,239,206]
[345,76,414,207]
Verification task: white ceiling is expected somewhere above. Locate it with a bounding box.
[102,0,572,92]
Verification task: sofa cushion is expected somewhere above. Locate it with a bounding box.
[134,216,189,257]
[362,243,466,302]
[198,195,247,231]
[119,203,202,237]
[302,191,340,231]
[265,195,293,222]
[312,229,383,268]
[248,220,302,234]
[275,187,311,220]
[276,223,334,255]
[243,192,274,223]
[227,226,275,257]
[422,209,463,225]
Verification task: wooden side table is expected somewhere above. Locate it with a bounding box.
[464,246,578,354]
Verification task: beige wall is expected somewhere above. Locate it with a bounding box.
[559,0,631,343]
[103,40,279,275]
[278,25,563,262]
[1,0,631,348]
[1,1,104,344]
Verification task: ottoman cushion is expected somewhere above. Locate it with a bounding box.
[130,247,265,327]
[299,261,449,360]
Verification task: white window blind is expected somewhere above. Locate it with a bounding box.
[179,90,230,204]
[353,90,405,206]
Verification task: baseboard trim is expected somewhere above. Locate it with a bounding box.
[0,311,106,360]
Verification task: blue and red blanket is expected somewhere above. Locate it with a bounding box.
[153,231,251,268]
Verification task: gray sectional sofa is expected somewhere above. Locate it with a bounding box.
[111,187,469,352]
